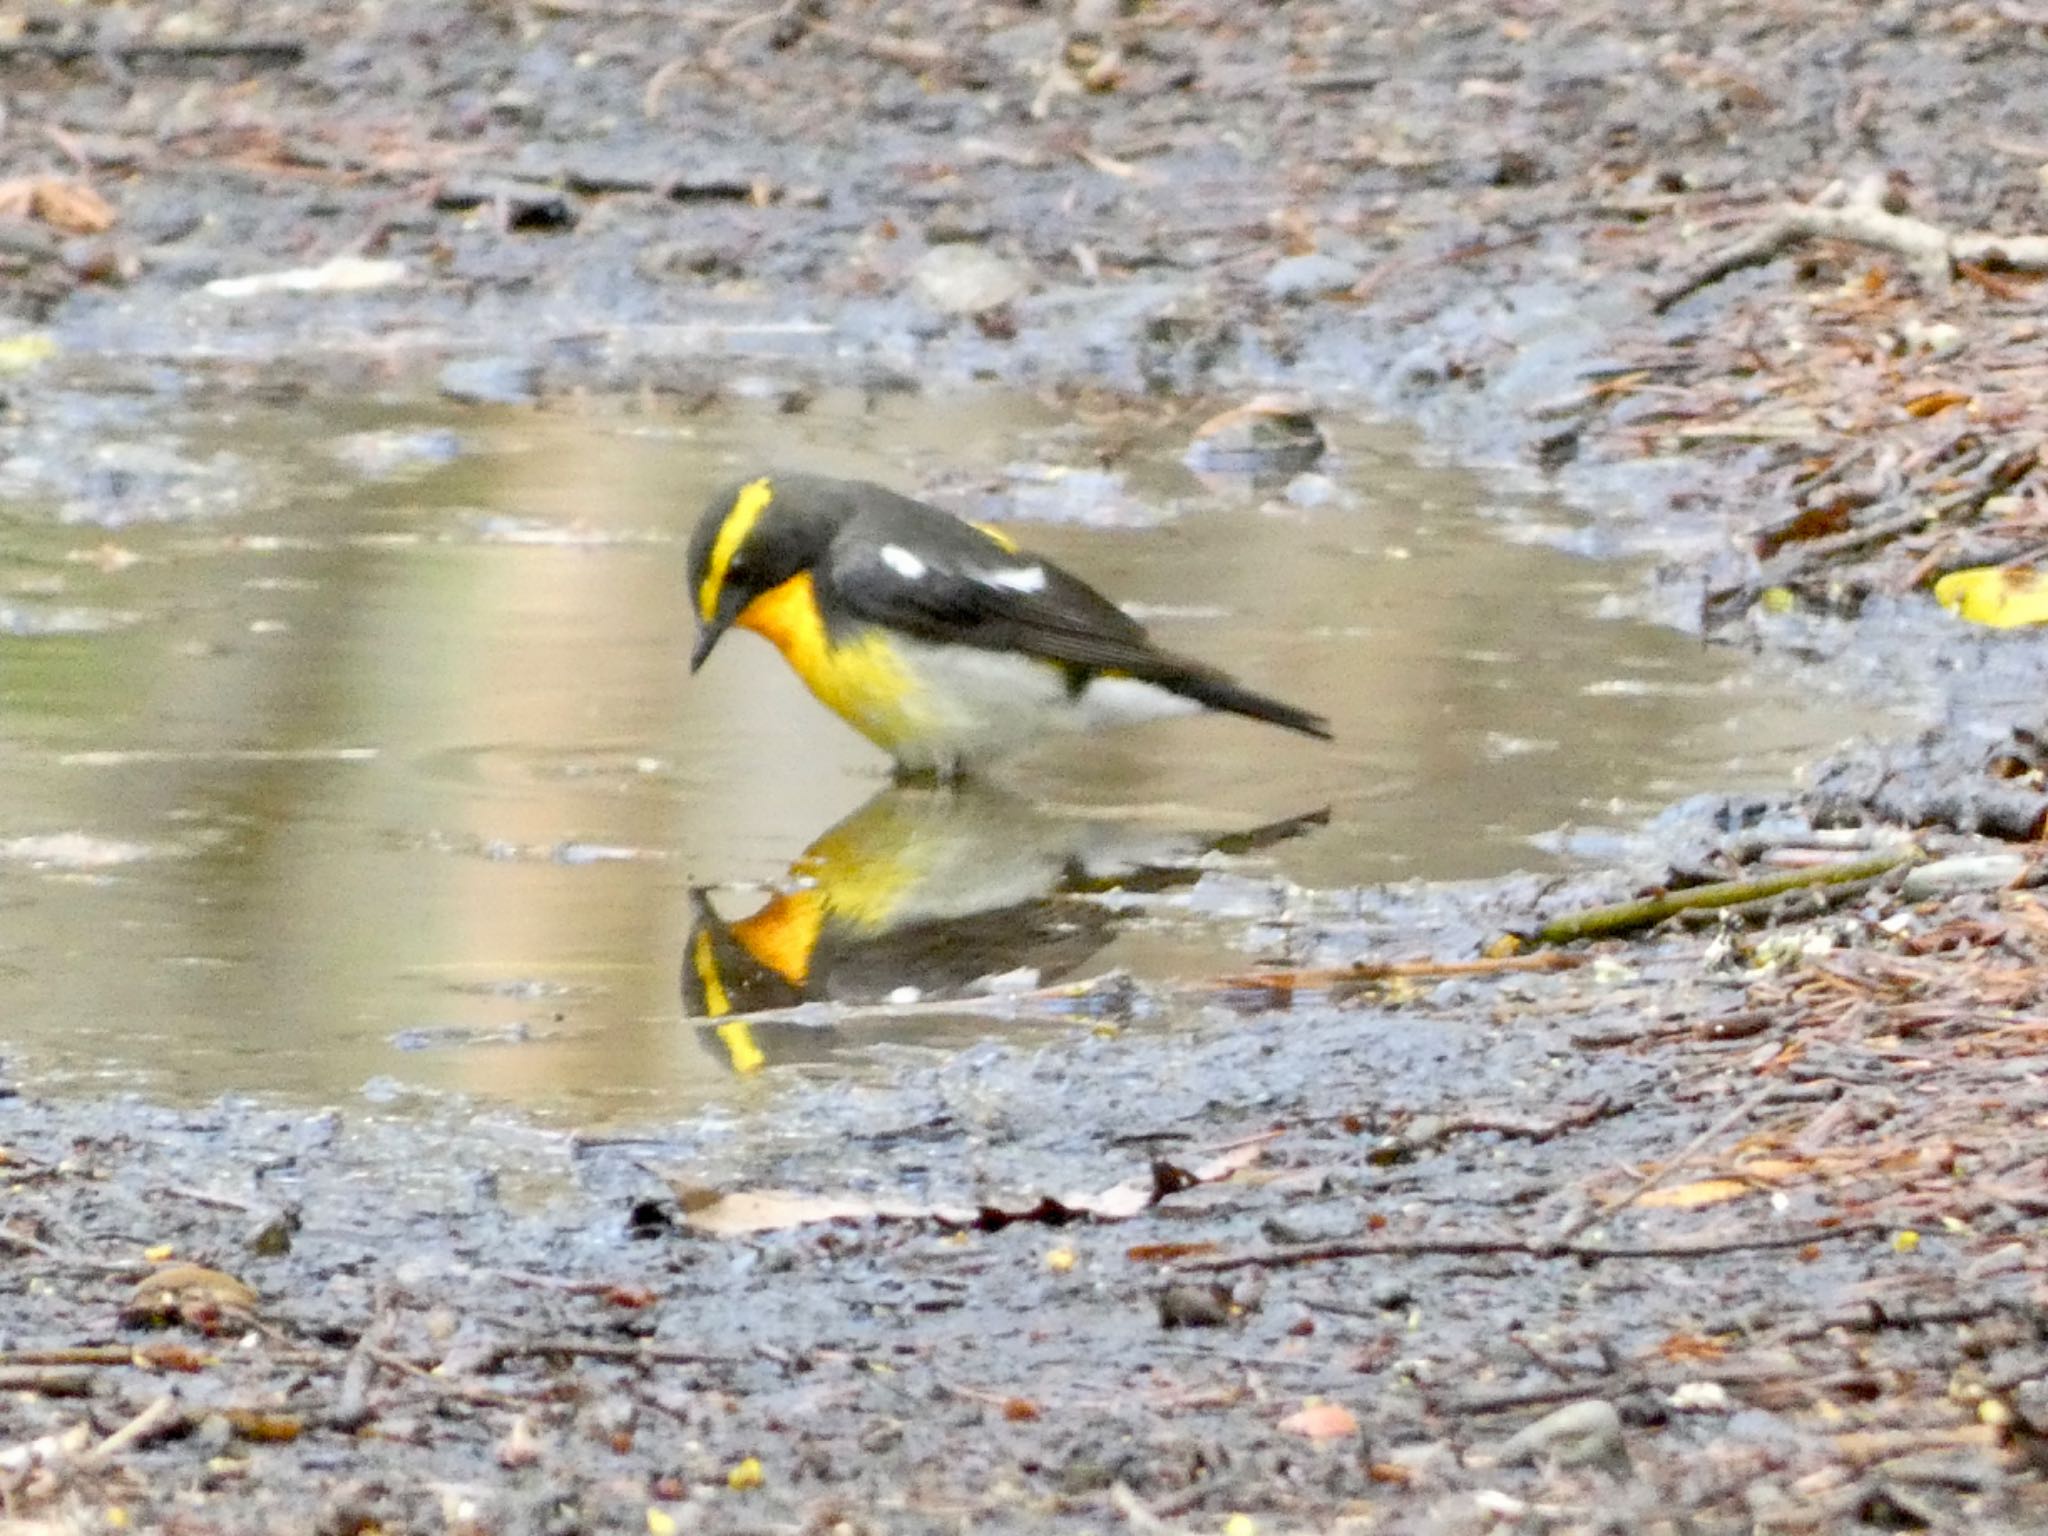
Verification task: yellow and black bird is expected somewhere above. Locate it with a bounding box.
[687,473,1330,777]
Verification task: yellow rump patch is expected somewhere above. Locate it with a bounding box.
[973,521,1019,554]
[697,477,776,623]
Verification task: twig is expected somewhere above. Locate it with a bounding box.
[1216,950,1583,991]
[1766,447,2039,582]
[77,1395,185,1468]
[1551,1080,1781,1246]
[489,1338,744,1368]
[366,1349,528,1409]
[0,1347,139,1368]
[0,39,304,68]
[1654,173,2048,312]
[1532,850,1913,945]
[1175,1219,1882,1275]
[326,1315,391,1432]
[0,1368,95,1398]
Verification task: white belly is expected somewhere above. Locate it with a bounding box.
[887,639,1201,773]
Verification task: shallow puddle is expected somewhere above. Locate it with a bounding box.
[0,387,1890,1120]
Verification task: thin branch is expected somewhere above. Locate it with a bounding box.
[1175,1219,1883,1275]
[1654,174,2048,313]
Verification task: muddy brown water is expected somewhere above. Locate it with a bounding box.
[0,389,1890,1121]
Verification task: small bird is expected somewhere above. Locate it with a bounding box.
[686,472,1330,777]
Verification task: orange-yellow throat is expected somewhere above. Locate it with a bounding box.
[735,573,920,752]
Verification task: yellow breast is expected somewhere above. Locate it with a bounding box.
[735,573,923,752]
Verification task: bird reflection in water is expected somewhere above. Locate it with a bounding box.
[684,782,1325,1073]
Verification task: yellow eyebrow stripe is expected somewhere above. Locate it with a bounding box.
[972,521,1019,554]
[697,477,776,623]
[691,928,731,1016]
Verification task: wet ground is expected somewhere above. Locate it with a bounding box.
[5,0,2048,1531]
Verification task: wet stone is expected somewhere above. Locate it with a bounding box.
[911,245,1031,316]
[1261,251,1362,302]
[1260,1202,1357,1245]
[1156,1283,1234,1329]
[1185,396,1326,475]
[330,429,463,481]
[925,205,995,245]
[438,357,540,407]
[1496,1398,1627,1471]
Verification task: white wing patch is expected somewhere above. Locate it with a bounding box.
[881,543,928,580]
[980,564,1046,594]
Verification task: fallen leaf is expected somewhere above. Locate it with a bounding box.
[132,1342,214,1373]
[223,1409,301,1443]
[1903,388,1971,418]
[1278,1400,1359,1440]
[1636,1178,1753,1210]
[1126,1241,1223,1263]
[1935,566,2048,628]
[0,177,116,234]
[727,1456,764,1491]
[1656,1332,1730,1363]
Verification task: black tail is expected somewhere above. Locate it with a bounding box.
[1157,661,1332,741]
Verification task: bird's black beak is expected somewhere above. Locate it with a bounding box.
[689,617,729,674]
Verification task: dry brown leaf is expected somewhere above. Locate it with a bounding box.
[1127,1241,1224,1263]
[223,1409,301,1443]
[0,177,117,234]
[1904,389,1971,419]
[131,1341,215,1372]
[1656,1332,1730,1362]
[1279,1400,1360,1440]
[1635,1177,1753,1210]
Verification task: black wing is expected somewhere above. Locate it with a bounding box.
[823,496,1332,740]
[824,502,1168,675]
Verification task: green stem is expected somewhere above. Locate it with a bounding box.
[1534,849,1915,946]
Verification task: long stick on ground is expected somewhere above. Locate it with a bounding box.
[1533,849,1914,946]
[1654,173,2048,312]
[1175,1218,1882,1275]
